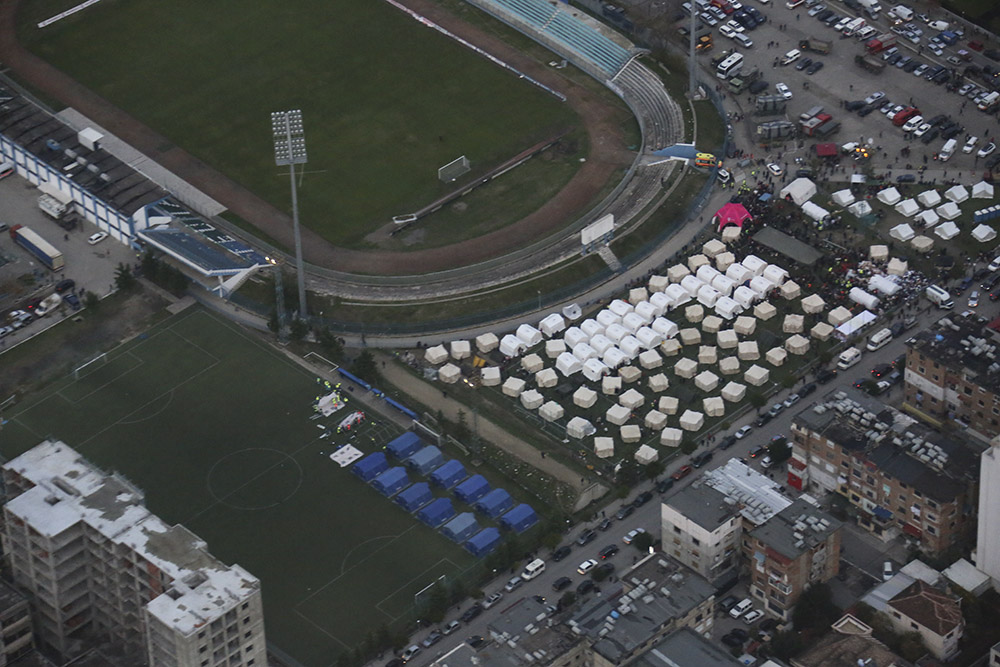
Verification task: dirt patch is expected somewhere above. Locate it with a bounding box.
[0,0,630,276]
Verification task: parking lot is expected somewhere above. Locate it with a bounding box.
[0,174,136,345]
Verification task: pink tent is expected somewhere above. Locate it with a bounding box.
[714,203,753,231]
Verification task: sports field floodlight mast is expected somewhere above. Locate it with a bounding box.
[271,109,309,321]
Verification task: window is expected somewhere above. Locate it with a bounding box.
[692,538,701,546]
[674,526,681,534]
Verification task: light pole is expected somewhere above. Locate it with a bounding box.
[271,110,309,321]
[266,255,287,341]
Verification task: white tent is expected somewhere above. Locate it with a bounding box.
[766,347,787,366]
[831,189,855,207]
[605,323,629,344]
[811,322,834,341]
[785,334,810,355]
[688,253,710,272]
[660,428,682,447]
[894,198,920,217]
[889,223,915,241]
[572,343,597,362]
[664,283,691,307]
[715,251,736,272]
[620,336,642,359]
[868,275,900,296]
[754,302,777,320]
[733,286,756,308]
[763,265,789,286]
[742,255,768,277]
[476,332,499,353]
[870,245,888,261]
[667,264,691,283]
[674,357,698,378]
[651,317,679,339]
[481,366,501,386]
[849,287,880,310]
[780,178,817,205]
[545,338,566,359]
[634,444,658,464]
[589,334,613,356]
[780,280,802,300]
[603,347,629,369]
[703,397,725,418]
[521,353,544,373]
[701,316,723,334]
[685,305,704,323]
[639,349,663,369]
[698,345,718,365]
[802,201,830,223]
[703,238,727,258]
[835,310,877,339]
[658,396,679,415]
[582,358,609,382]
[945,184,970,203]
[620,367,641,388]
[516,324,542,348]
[536,368,558,388]
[581,318,603,338]
[916,209,940,229]
[636,327,663,350]
[635,301,658,324]
[628,287,648,306]
[608,299,633,318]
[439,363,461,384]
[877,187,902,205]
[749,276,776,298]
[887,258,908,276]
[681,275,705,297]
[606,404,631,426]
[715,296,742,321]
[679,410,705,432]
[594,437,614,458]
[726,263,752,284]
[801,294,826,314]
[622,312,645,333]
[848,200,872,218]
[564,326,588,349]
[520,389,543,410]
[425,344,448,365]
[934,221,959,240]
[645,409,668,430]
[649,292,671,316]
[596,310,621,329]
[722,226,741,243]
[697,285,721,308]
[562,303,582,321]
[620,388,645,410]
[621,425,642,444]
[539,313,566,337]
[973,224,997,243]
[648,275,669,292]
[696,264,722,285]
[972,181,995,199]
[734,316,756,335]
[660,339,681,357]
[911,235,934,254]
[539,401,564,422]
[573,385,597,408]
[738,341,760,361]
[694,370,719,392]
[783,314,804,334]
[566,416,595,439]
[556,352,583,376]
[721,381,746,402]
[648,373,669,392]
[719,356,740,375]
[917,189,942,207]
[937,202,961,220]
[744,364,770,387]
[717,329,739,349]
[712,274,736,297]
[502,377,526,397]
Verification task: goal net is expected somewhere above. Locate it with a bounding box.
[438,155,470,183]
[73,352,108,380]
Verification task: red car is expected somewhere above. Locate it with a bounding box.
[671,465,693,481]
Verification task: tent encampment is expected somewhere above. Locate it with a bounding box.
[573,386,598,408]
[352,452,388,481]
[937,202,961,220]
[430,460,467,489]
[395,482,433,512]
[870,244,888,261]
[417,497,456,527]
[917,189,942,207]
[499,334,526,358]
[441,513,480,543]
[386,432,423,459]
[372,467,410,497]
[868,275,900,296]
[780,178,817,205]
[887,258,908,276]
[407,446,445,475]
[848,200,873,218]
[889,223,915,241]
[802,201,830,223]
[454,474,491,504]
[500,504,539,533]
[916,209,940,229]
[464,527,502,556]
[877,187,902,205]
[475,488,514,518]
[894,199,920,217]
[831,189,855,207]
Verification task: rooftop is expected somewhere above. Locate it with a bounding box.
[664,484,738,532]
[567,555,715,664]
[3,441,260,637]
[792,389,979,503]
[908,311,1000,394]
[887,580,963,636]
[630,627,742,667]
[484,597,580,666]
[793,614,913,667]
[699,458,793,526]
[749,498,841,562]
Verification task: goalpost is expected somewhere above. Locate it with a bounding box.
[438,155,471,183]
[73,352,108,380]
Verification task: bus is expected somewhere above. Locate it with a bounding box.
[716,52,744,79]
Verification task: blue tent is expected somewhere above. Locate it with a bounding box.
[352,452,388,482]
[475,488,514,518]
[407,446,444,475]
[440,513,480,543]
[430,460,467,489]
[454,475,490,504]
[371,467,409,497]
[464,528,502,557]
[386,432,423,459]
[499,504,539,533]
[417,498,455,528]
[395,482,433,513]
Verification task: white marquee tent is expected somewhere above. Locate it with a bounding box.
[539,313,566,337]
[877,187,902,205]
[831,189,855,207]
[937,201,961,220]
[476,333,499,353]
[945,184,969,203]
[918,189,942,207]
[894,199,920,218]
[889,223,915,241]
[972,181,995,199]
[973,224,997,243]
[780,178,817,206]
[556,352,583,376]
[935,221,960,240]
[848,200,873,218]
[915,209,939,229]
[516,324,542,347]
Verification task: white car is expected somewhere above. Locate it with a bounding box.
[720,23,738,38]
[776,82,793,99]
[781,49,801,65]
[623,528,646,545]
[902,115,923,133]
[578,559,599,575]
[725,19,746,32]
[734,33,753,48]
[913,122,932,137]
[783,393,801,408]
[401,645,421,662]
[743,609,765,624]
[760,455,773,468]
[808,3,825,15]
[482,591,503,609]
[766,162,783,176]
[729,598,753,619]
[864,91,886,105]
[989,256,1000,272]
[885,105,905,120]
[883,561,894,581]
[978,142,997,158]
[88,231,108,245]
[700,12,718,26]
[734,425,753,439]
[963,136,979,153]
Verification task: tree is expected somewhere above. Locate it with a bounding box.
[898,631,927,662]
[83,291,100,311]
[559,591,577,609]
[454,410,471,442]
[422,583,448,624]
[645,461,665,480]
[288,318,309,342]
[792,584,840,633]
[768,436,791,464]
[267,309,280,334]
[767,630,805,661]
[632,531,654,553]
[352,350,381,384]
[317,327,344,361]
[140,251,159,279]
[114,263,136,291]
[681,438,698,455]
[748,390,767,411]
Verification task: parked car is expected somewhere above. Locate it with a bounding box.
[623,528,646,545]
[578,559,599,575]
[767,403,784,417]
[552,546,572,562]
[553,576,573,592]
[577,529,597,546]
[55,279,76,294]
[632,491,653,507]
[800,382,817,396]
[422,631,443,648]
[749,445,765,458]
[743,609,765,624]
[656,478,675,493]
[883,561,894,581]
[504,577,523,592]
[816,367,837,383]
[599,544,619,559]
[671,465,693,480]
[442,620,461,636]
[401,645,421,662]
[734,425,753,439]
[615,505,635,521]
[783,393,801,408]
[577,580,597,595]
[482,592,503,609]
[87,231,108,245]
[718,435,737,450]
[692,451,714,468]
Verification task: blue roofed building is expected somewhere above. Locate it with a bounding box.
[370,467,409,497]
[454,474,490,504]
[475,489,513,518]
[499,504,538,533]
[394,482,433,513]
[417,498,455,528]
[429,460,467,489]
[352,452,388,482]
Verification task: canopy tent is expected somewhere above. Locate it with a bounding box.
[703,238,727,258]
[714,203,753,230]
[916,209,940,229]
[802,201,830,223]
[679,410,704,431]
[667,264,691,282]
[712,275,737,297]
[734,316,756,336]
[889,223,915,241]
[652,317,679,339]
[749,276,776,298]
[425,345,448,365]
[464,528,502,557]
[702,316,723,334]
[431,460,468,489]
[868,275,900,296]
[801,294,826,314]
[502,377,526,398]
[499,334,526,358]
[395,482,433,513]
[475,489,514,518]
[454,475,491,504]
[620,424,641,443]
[515,324,542,347]
[438,363,461,384]
[539,313,566,337]
[418,498,456,527]
[372,467,410,497]
[564,326,588,348]
[831,189,855,207]
[694,370,720,392]
[639,349,663,369]
[887,258,908,276]
[606,404,631,426]
[766,346,787,366]
[449,340,471,360]
[645,409,668,430]
[937,201,961,220]
[648,373,669,392]
[520,389,543,410]
[475,332,499,353]
[704,396,725,418]
[562,303,582,320]
[762,265,789,286]
[408,446,444,475]
[780,280,802,300]
[849,287,880,310]
[596,310,621,329]
[911,235,934,253]
[589,334,613,356]
[754,302,777,320]
[521,353,544,373]
[619,388,645,409]
[811,322,834,341]
[877,187,902,205]
[648,274,669,292]
[828,306,852,326]
[352,452,388,482]
[780,178,817,206]
[500,504,539,533]
[737,341,760,361]
[972,181,995,199]
[722,225,741,243]
[622,312,646,333]
[539,401,564,422]
[442,513,480,543]
[945,184,970,203]
[973,224,997,243]
[785,334,810,355]
[894,198,920,217]
[744,364,770,386]
[635,301,658,323]
[594,437,615,458]
[835,310,877,340]
[688,253,710,271]
[545,338,566,360]
[660,428,682,447]
[634,445,659,465]
[917,189,942,207]
[566,416,596,439]
[573,386,598,408]
[386,432,423,459]
[658,396,679,415]
[481,366,501,386]
[685,304,704,323]
[722,381,746,402]
[848,200,872,218]
[696,264,722,285]
[742,255,768,277]
[930,221,959,241]
[674,357,698,378]
[715,251,736,271]
[582,358,609,382]
[664,283,692,307]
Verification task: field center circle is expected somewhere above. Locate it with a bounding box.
[207,448,303,510]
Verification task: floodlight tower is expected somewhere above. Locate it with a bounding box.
[689,0,698,98]
[271,109,309,321]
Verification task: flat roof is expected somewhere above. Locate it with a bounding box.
[665,484,738,532]
[751,226,824,266]
[631,627,743,667]
[139,228,254,276]
[749,498,841,561]
[908,311,1000,394]
[700,459,792,526]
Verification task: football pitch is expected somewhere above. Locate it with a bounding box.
[0,308,475,666]
[18,0,581,248]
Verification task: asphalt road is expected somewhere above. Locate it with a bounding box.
[397,266,1000,666]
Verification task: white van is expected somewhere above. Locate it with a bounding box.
[866,327,893,352]
[837,347,863,370]
[855,26,878,41]
[729,598,754,618]
[843,17,866,36]
[926,284,954,309]
[520,558,546,581]
[0,161,14,181]
[781,49,801,65]
[890,5,914,21]
[939,138,958,162]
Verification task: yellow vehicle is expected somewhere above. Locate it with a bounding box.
[694,153,717,168]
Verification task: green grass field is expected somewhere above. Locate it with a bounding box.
[0,308,476,666]
[18,0,581,249]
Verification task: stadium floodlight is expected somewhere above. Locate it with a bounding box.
[271,110,309,321]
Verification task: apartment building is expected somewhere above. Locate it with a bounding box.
[977,436,1000,589]
[0,581,34,665]
[903,311,1000,442]
[0,441,265,667]
[742,498,842,620]
[790,390,977,555]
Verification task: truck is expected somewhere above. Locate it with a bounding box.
[38,193,68,220]
[938,30,959,46]
[798,37,832,54]
[858,0,881,15]
[800,113,833,136]
[9,225,64,271]
[815,120,841,137]
[855,54,886,73]
[728,66,762,92]
[866,33,897,53]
